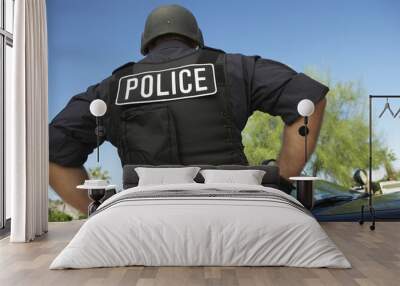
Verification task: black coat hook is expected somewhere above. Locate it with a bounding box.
[378,98,395,118]
[394,107,400,118]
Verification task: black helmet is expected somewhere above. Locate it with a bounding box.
[141,5,204,55]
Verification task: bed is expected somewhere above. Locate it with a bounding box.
[50,165,351,269]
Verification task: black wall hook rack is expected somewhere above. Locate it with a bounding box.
[360,95,400,230]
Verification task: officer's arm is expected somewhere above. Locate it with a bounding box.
[49,81,109,213]
[49,163,90,214]
[249,57,329,178]
[277,98,326,178]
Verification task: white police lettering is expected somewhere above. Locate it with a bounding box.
[194,67,207,92]
[140,75,153,98]
[125,78,138,100]
[171,71,177,95]
[156,73,169,96]
[179,69,192,94]
[115,63,217,105]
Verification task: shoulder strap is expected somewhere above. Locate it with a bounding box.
[202,46,226,54]
[197,47,224,63]
[197,48,240,157]
[112,61,135,75]
[197,48,225,85]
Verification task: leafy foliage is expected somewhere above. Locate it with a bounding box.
[243,112,282,165]
[78,214,88,220]
[88,166,111,182]
[48,199,87,221]
[242,73,396,187]
[48,208,73,222]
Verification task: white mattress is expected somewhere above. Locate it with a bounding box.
[50,183,351,269]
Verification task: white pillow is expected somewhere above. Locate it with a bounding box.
[200,169,266,185]
[135,167,200,186]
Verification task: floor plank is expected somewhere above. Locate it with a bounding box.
[0,221,398,286]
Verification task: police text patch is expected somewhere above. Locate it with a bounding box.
[115,64,217,105]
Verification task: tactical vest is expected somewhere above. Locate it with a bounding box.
[106,48,248,166]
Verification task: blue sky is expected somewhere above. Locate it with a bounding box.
[47,0,400,188]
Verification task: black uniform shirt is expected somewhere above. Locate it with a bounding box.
[49,40,328,167]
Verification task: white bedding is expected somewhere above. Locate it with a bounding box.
[50,183,351,269]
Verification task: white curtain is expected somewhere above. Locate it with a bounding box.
[7,0,48,242]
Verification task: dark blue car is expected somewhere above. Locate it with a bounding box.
[309,180,400,221]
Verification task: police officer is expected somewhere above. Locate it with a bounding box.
[49,5,328,213]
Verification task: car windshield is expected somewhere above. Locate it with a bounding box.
[313,180,362,201]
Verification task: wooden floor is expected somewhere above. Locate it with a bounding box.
[0,221,399,286]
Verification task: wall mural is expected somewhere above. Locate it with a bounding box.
[47,1,400,222]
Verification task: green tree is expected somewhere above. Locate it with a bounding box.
[48,208,73,222]
[382,149,398,181]
[242,74,395,187]
[87,166,111,182]
[243,112,282,165]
